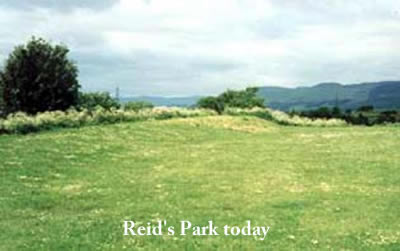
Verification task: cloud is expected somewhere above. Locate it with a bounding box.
[0,0,400,95]
[0,0,119,12]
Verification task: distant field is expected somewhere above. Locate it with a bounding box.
[1,116,399,250]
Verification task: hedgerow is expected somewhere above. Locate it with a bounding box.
[0,107,216,134]
[0,106,350,135]
[225,107,347,127]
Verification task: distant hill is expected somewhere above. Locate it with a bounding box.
[120,96,201,107]
[258,81,400,111]
[121,81,400,111]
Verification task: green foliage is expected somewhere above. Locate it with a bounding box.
[357,105,374,112]
[0,37,79,115]
[77,92,120,111]
[197,87,264,114]
[332,106,342,118]
[376,110,397,124]
[123,101,154,111]
[300,107,338,119]
[218,87,265,108]
[0,84,4,117]
[197,96,225,114]
[298,106,400,125]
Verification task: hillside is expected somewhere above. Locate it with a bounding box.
[258,81,400,111]
[1,116,400,250]
[123,81,400,111]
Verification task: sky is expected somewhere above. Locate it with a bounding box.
[0,0,400,96]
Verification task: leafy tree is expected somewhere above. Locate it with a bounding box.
[0,37,80,115]
[197,96,225,114]
[218,87,264,108]
[197,87,264,114]
[77,92,120,111]
[0,84,4,117]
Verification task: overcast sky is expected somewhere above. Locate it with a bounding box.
[0,0,400,96]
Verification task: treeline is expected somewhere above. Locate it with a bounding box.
[78,92,153,111]
[291,106,400,126]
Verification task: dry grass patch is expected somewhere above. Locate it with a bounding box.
[161,115,276,133]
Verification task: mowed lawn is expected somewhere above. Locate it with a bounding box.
[1,116,399,250]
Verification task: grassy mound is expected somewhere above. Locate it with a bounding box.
[0,107,347,135]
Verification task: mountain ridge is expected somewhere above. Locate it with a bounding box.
[258,81,400,110]
[122,81,400,111]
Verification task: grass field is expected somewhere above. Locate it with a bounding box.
[1,115,399,250]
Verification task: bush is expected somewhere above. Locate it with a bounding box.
[357,105,374,112]
[301,107,334,119]
[218,87,264,109]
[197,97,225,114]
[0,37,79,115]
[77,92,120,111]
[197,87,264,114]
[123,101,154,111]
[376,110,398,124]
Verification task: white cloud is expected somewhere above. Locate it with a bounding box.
[0,0,400,95]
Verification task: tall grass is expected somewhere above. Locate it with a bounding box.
[0,107,216,134]
[225,107,347,127]
[0,106,349,135]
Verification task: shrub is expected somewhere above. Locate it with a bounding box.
[77,92,120,111]
[376,110,397,124]
[123,101,154,111]
[197,87,264,114]
[197,96,225,114]
[301,107,333,119]
[0,37,79,115]
[218,87,264,109]
[357,105,374,112]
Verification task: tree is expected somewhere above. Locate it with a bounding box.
[218,87,264,108]
[77,92,120,111]
[197,96,225,114]
[197,87,265,114]
[0,37,80,115]
[0,84,4,117]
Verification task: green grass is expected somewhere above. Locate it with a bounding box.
[1,116,399,250]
